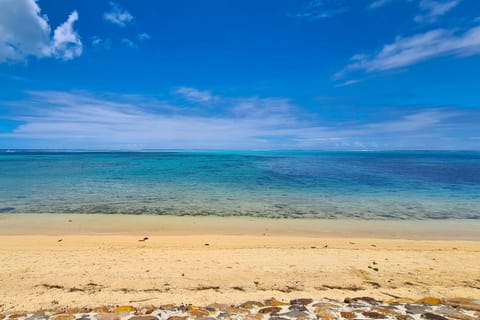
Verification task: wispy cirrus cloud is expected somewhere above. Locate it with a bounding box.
[369,0,393,9]
[121,38,138,49]
[103,2,133,27]
[176,87,219,104]
[414,0,461,23]
[293,0,350,20]
[1,90,478,150]
[335,24,480,78]
[0,0,82,63]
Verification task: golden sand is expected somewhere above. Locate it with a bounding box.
[0,214,479,312]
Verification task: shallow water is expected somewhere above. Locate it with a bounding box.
[1,150,479,219]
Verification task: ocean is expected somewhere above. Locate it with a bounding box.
[1,150,479,219]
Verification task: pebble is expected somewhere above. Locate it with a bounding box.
[94,314,119,320]
[4,296,478,320]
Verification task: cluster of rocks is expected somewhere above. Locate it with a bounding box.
[2,297,479,320]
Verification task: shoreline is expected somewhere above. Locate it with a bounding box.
[1,213,480,240]
[0,214,479,312]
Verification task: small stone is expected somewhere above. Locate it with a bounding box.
[311,302,339,309]
[278,310,309,318]
[206,303,229,312]
[95,313,120,320]
[240,301,264,309]
[345,297,381,305]
[216,313,232,319]
[188,308,210,318]
[362,311,386,319]
[372,307,401,316]
[264,299,288,306]
[290,298,313,306]
[417,297,443,305]
[128,316,158,320]
[340,311,356,319]
[315,308,336,320]
[258,307,282,314]
[113,306,136,313]
[421,313,449,320]
[8,314,27,319]
[226,307,250,315]
[405,304,428,314]
[288,305,307,312]
[142,306,156,315]
[438,310,477,320]
[396,315,415,320]
[25,313,49,320]
[51,315,75,320]
[159,304,177,311]
[166,317,187,320]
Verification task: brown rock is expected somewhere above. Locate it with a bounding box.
[95,313,120,320]
[340,311,356,319]
[311,302,339,309]
[417,297,443,305]
[128,316,158,320]
[346,297,381,305]
[372,307,401,316]
[206,303,230,312]
[264,299,288,306]
[362,311,387,319]
[7,314,27,319]
[188,308,210,318]
[166,317,187,320]
[258,307,282,314]
[113,306,136,313]
[290,298,313,306]
[421,313,449,320]
[240,301,264,309]
[51,315,75,320]
[226,307,250,315]
[315,308,336,320]
[159,304,177,311]
[438,310,477,320]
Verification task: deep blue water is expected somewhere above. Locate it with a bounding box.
[0,150,479,219]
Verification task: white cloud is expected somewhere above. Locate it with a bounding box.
[176,87,218,103]
[294,0,350,20]
[335,24,480,78]
[137,33,151,42]
[91,36,111,49]
[336,79,361,87]
[121,38,138,49]
[415,0,460,23]
[104,2,133,27]
[51,11,82,60]
[369,0,393,9]
[0,0,82,63]
[1,90,476,150]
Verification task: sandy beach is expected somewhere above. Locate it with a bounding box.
[0,214,479,313]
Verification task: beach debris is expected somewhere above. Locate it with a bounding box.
[3,296,479,320]
[138,237,149,242]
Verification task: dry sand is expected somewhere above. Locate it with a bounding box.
[0,214,479,312]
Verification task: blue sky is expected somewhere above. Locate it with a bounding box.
[0,0,479,150]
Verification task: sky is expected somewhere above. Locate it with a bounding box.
[0,0,479,150]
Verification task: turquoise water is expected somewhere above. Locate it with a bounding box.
[0,150,479,219]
